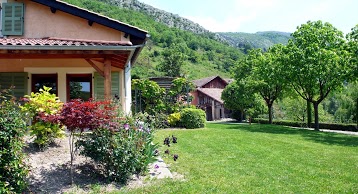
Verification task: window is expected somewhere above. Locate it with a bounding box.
[1,3,24,36]
[67,74,92,101]
[32,74,58,95]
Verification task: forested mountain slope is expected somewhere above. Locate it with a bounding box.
[63,0,245,79]
[218,31,291,52]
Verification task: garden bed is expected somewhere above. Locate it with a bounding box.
[24,135,146,193]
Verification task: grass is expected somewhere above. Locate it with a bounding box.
[75,122,358,193]
[121,123,358,193]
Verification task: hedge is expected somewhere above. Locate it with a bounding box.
[252,118,358,132]
[180,108,206,129]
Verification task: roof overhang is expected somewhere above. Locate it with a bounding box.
[197,88,224,104]
[0,38,146,69]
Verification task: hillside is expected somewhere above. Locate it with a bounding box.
[63,0,244,80]
[218,31,291,52]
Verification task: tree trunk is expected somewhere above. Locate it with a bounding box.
[313,102,319,131]
[268,103,273,124]
[307,100,312,128]
[239,110,244,122]
[69,131,75,185]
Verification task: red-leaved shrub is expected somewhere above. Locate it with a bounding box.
[39,99,119,184]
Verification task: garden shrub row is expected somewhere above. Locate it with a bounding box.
[0,86,159,190]
[36,96,158,184]
[252,118,358,132]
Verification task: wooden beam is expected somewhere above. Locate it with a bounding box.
[112,54,128,60]
[104,59,112,100]
[85,59,104,77]
[112,56,127,61]
[91,58,105,63]
[111,62,125,69]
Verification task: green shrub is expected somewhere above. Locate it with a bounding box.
[20,86,64,148]
[76,117,157,184]
[180,108,206,129]
[168,112,181,127]
[0,91,28,193]
[135,112,169,129]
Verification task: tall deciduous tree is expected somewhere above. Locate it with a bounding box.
[286,20,353,130]
[346,24,358,79]
[222,81,259,122]
[346,24,358,126]
[248,44,288,124]
[158,43,187,77]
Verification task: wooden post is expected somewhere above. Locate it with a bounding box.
[212,100,215,121]
[104,59,112,100]
[124,61,132,115]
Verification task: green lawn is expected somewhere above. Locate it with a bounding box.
[121,122,358,193]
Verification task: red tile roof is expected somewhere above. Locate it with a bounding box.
[0,38,133,47]
[197,88,224,103]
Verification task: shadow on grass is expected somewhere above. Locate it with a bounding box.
[26,162,119,193]
[208,122,358,147]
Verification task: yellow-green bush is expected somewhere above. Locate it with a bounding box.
[168,112,181,127]
[21,86,65,148]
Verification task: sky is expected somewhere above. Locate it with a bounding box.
[138,0,358,34]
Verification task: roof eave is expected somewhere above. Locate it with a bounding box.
[0,44,142,51]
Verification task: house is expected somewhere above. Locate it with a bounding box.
[0,0,148,114]
[191,76,233,121]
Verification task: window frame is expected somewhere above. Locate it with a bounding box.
[66,74,93,102]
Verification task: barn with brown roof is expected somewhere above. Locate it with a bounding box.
[191,75,232,121]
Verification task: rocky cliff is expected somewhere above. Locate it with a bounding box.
[99,0,211,34]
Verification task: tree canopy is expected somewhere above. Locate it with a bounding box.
[285,20,354,130]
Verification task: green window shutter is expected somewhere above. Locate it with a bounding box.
[94,72,105,100]
[2,3,24,36]
[111,72,120,99]
[94,72,120,100]
[0,72,28,98]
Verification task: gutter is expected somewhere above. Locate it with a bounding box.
[0,44,145,51]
